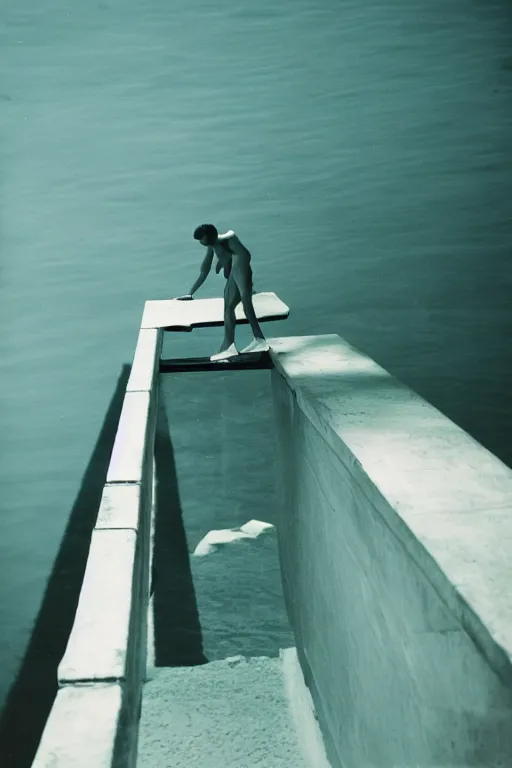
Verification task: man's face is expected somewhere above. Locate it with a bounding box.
[200,236,209,246]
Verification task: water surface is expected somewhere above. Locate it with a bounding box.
[1,0,511,742]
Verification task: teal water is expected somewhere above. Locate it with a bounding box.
[1,0,512,732]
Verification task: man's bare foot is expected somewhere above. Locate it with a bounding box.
[210,343,238,361]
[241,338,270,354]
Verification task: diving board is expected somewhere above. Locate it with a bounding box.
[141,291,289,331]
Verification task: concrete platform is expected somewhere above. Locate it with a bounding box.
[269,333,512,768]
[137,649,329,768]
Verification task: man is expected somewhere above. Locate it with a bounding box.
[177,223,269,361]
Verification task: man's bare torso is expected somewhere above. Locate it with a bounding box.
[213,230,251,271]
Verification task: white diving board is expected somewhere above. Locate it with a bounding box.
[141,291,289,331]
[150,291,290,373]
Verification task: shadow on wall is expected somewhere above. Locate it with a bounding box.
[0,365,132,768]
[152,391,208,667]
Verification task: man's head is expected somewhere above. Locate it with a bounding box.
[193,223,218,246]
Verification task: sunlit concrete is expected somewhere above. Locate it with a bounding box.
[137,650,325,768]
[270,334,512,768]
[106,391,151,484]
[127,328,163,393]
[95,483,141,530]
[32,684,121,768]
[58,529,137,682]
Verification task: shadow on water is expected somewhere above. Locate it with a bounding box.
[0,365,131,768]
[152,387,207,667]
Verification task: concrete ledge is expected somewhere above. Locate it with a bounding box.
[32,684,122,767]
[58,529,137,682]
[32,327,162,767]
[270,334,512,767]
[270,334,512,678]
[127,328,162,393]
[96,483,141,531]
[106,391,151,484]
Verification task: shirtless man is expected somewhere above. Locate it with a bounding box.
[177,223,269,361]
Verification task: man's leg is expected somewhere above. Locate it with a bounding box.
[210,277,240,360]
[231,260,265,341]
[217,277,239,352]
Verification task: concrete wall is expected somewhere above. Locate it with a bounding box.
[32,326,162,768]
[270,334,512,768]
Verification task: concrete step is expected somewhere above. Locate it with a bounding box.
[137,648,330,768]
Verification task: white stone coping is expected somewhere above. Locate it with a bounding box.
[106,326,162,484]
[32,326,163,766]
[106,391,151,484]
[140,291,289,330]
[96,483,141,531]
[269,334,512,682]
[58,529,138,683]
[127,328,163,393]
[31,684,122,768]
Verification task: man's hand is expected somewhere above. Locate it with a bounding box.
[175,294,194,301]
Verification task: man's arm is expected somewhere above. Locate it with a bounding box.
[189,246,214,295]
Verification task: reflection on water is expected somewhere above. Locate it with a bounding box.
[1,0,512,746]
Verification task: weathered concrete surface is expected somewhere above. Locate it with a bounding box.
[140,291,289,330]
[32,684,122,768]
[137,649,328,768]
[270,334,512,768]
[58,529,137,682]
[96,483,142,531]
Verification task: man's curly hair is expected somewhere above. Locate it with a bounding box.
[193,223,218,245]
